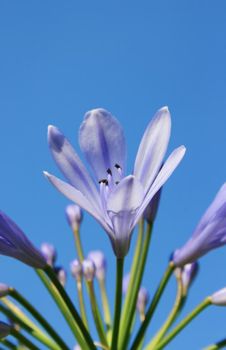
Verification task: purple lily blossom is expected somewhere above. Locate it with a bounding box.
[45,107,185,257]
[0,211,47,268]
[173,184,226,266]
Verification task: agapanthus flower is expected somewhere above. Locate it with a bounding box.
[0,321,11,339]
[54,266,67,286]
[40,242,57,266]
[45,107,185,257]
[70,259,83,281]
[0,283,10,298]
[87,250,106,280]
[65,204,83,231]
[82,259,96,282]
[211,287,226,306]
[0,211,47,268]
[173,184,226,266]
[137,287,149,316]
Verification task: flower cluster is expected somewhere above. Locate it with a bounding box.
[0,107,225,350]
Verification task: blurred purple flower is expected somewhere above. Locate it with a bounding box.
[54,266,67,287]
[87,251,106,280]
[65,204,83,230]
[0,283,10,298]
[40,242,57,266]
[0,211,46,268]
[122,273,130,295]
[173,184,226,266]
[211,287,226,306]
[45,107,185,257]
[137,287,149,316]
[82,259,96,281]
[181,262,198,294]
[70,259,83,281]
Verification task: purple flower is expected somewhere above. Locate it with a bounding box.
[82,259,96,281]
[181,262,198,294]
[137,287,149,315]
[45,107,185,257]
[173,184,226,266]
[70,259,83,281]
[211,287,226,306]
[0,284,10,298]
[0,321,11,338]
[143,189,161,223]
[0,211,47,268]
[65,204,83,230]
[123,273,130,295]
[87,251,106,280]
[40,242,57,266]
[54,266,67,287]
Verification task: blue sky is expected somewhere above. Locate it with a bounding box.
[0,1,226,349]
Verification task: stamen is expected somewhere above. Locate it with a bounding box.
[107,168,112,175]
[98,179,108,185]
[115,163,121,169]
[115,163,123,180]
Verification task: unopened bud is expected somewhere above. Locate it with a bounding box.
[88,251,106,280]
[122,274,130,295]
[181,262,199,295]
[54,266,67,287]
[211,287,226,306]
[40,243,57,266]
[82,259,95,281]
[137,287,149,317]
[66,204,83,230]
[70,259,83,281]
[144,189,161,223]
[0,284,10,298]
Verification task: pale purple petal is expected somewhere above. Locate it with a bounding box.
[134,146,186,225]
[79,109,126,183]
[134,107,171,194]
[107,175,144,257]
[211,287,226,306]
[48,125,100,208]
[0,212,46,268]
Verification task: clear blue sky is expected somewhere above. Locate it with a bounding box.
[0,1,226,349]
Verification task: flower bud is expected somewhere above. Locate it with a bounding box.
[87,251,106,280]
[40,243,57,266]
[144,189,161,223]
[66,204,83,231]
[82,259,96,281]
[122,273,130,295]
[0,284,10,298]
[181,262,199,295]
[211,288,226,306]
[137,287,149,316]
[54,266,67,287]
[70,259,83,281]
[0,321,11,338]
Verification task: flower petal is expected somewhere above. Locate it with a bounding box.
[106,175,144,257]
[79,108,126,183]
[44,172,112,234]
[134,146,186,224]
[134,107,171,194]
[48,125,100,209]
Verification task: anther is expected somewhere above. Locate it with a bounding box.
[115,181,119,185]
[115,164,121,170]
[98,179,108,185]
[107,168,112,175]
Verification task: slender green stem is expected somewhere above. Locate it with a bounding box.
[111,258,124,350]
[87,281,109,348]
[131,263,174,350]
[0,300,58,350]
[119,222,153,350]
[43,265,96,350]
[1,339,17,350]
[146,273,183,349]
[73,228,84,262]
[10,329,39,350]
[36,269,89,350]
[77,281,89,329]
[99,278,112,341]
[9,289,69,350]
[204,338,226,350]
[156,297,212,350]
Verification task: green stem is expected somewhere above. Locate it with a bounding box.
[119,222,153,350]
[10,289,69,350]
[0,300,58,350]
[99,278,112,341]
[204,338,226,350]
[87,281,109,348]
[44,265,96,350]
[73,228,84,262]
[36,269,89,350]
[77,281,89,329]
[10,328,39,350]
[146,273,183,349]
[131,262,174,350]
[156,297,211,350]
[1,339,17,350]
[110,258,124,350]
